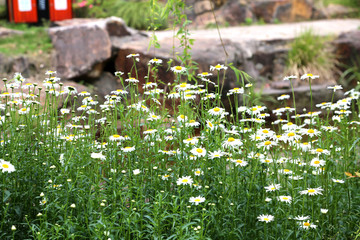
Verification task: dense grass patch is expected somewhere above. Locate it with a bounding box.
[0,21,52,56]
[286,29,338,83]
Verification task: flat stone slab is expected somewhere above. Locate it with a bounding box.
[154,19,360,42]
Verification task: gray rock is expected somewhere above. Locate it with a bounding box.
[49,17,144,80]
[93,72,120,101]
[0,55,37,78]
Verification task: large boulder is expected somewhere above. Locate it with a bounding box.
[48,17,146,80]
[335,30,360,65]
[334,30,360,88]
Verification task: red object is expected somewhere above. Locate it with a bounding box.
[7,0,38,23]
[49,0,72,21]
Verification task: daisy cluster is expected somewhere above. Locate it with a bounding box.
[1,56,359,239]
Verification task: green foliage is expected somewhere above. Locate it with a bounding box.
[245,17,253,25]
[286,29,338,82]
[0,23,52,56]
[0,5,6,20]
[322,0,360,8]
[87,0,167,30]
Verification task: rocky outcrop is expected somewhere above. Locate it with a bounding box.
[48,17,147,80]
[186,0,325,28]
[0,54,37,78]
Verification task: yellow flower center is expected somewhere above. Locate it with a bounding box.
[264,218,269,221]
[196,149,203,153]
[214,107,220,112]
[265,160,271,163]
[2,164,9,169]
[264,141,272,146]
[308,129,315,133]
[262,130,269,133]
[236,160,243,163]
[208,122,213,127]
[304,222,311,227]
[189,120,195,123]
[314,160,320,164]
[180,115,185,119]
[228,137,235,142]
[284,169,290,172]
[202,72,208,75]
[164,175,169,178]
[287,122,293,125]
[303,142,309,145]
[175,66,183,71]
[194,199,201,202]
[283,197,288,200]
[113,135,120,138]
[215,64,221,68]
[316,148,323,153]
[308,189,315,193]
[288,132,295,137]
[182,179,188,183]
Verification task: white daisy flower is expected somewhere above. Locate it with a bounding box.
[171,66,187,74]
[231,159,248,167]
[149,58,163,65]
[189,196,205,205]
[208,107,225,116]
[0,160,15,173]
[264,184,281,192]
[277,196,292,204]
[210,64,228,71]
[222,137,243,148]
[299,187,323,196]
[257,214,274,223]
[121,146,135,152]
[176,176,193,186]
[190,147,206,157]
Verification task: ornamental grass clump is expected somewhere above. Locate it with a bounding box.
[0,56,360,239]
[286,29,339,84]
